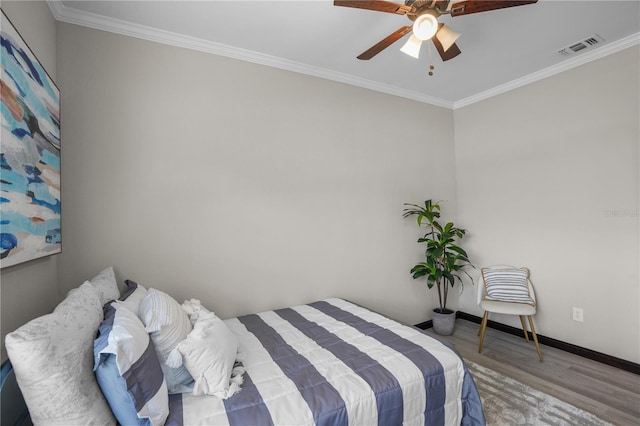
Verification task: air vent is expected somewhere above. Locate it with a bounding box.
[557,34,605,57]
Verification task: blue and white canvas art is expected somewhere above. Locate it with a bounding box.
[1,11,61,268]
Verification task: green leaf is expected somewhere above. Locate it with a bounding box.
[403,199,475,311]
[448,245,468,256]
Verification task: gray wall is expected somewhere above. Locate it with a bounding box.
[454,46,640,363]
[0,1,60,362]
[2,6,638,365]
[56,23,457,326]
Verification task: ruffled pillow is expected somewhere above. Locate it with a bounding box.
[182,298,213,325]
[167,300,244,398]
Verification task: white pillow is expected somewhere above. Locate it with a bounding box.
[138,288,194,393]
[90,266,120,304]
[94,304,169,426]
[181,298,213,325]
[115,280,148,317]
[5,282,116,425]
[168,312,243,398]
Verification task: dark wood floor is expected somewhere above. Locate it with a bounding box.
[426,319,640,426]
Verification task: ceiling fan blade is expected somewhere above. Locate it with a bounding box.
[357,26,413,60]
[334,1,411,15]
[450,0,537,17]
[432,25,461,61]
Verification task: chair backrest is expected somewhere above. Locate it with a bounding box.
[476,265,536,306]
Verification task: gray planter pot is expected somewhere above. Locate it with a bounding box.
[432,309,456,335]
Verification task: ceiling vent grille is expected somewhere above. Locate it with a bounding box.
[557,34,605,57]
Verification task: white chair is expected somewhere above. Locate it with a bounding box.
[477,265,543,362]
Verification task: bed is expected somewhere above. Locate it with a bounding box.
[4,268,485,426]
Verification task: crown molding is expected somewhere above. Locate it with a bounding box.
[48,1,637,111]
[453,32,640,109]
[48,0,453,109]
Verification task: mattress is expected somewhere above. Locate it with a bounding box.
[166,298,485,426]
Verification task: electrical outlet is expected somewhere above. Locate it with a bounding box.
[572,307,584,322]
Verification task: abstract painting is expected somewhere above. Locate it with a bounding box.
[1,11,61,268]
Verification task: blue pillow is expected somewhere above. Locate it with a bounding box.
[94,303,169,426]
[95,354,150,426]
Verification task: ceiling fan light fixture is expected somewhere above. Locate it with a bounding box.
[436,25,461,52]
[400,34,423,58]
[412,13,438,41]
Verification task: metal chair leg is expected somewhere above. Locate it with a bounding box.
[527,316,543,362]
[519,315,530,342]
[478,311,489,353]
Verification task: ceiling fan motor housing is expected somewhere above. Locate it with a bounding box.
[405,0,446,21]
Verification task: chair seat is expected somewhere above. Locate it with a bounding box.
[479,298,536,315]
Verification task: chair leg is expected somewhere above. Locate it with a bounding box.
[519,315,530,342]
[527,316,543,362]
[478,311,489,353]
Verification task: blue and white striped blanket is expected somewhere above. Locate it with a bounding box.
[166,298,485,426]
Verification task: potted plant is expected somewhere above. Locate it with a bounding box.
[403,199,474,335]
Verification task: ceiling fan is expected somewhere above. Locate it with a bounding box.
[334,0,538,62]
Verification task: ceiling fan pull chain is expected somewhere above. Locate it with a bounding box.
[427,43,435,76]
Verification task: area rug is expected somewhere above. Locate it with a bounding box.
[467,361,612,426]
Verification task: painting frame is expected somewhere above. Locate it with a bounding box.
[1,10,61,268]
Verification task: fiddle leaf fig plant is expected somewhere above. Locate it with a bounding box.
[403,199,474,313]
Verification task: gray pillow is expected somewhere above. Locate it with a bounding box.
[90,266,120,304]
[5,282,116,425]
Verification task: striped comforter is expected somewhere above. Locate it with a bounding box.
[166,298,485,426]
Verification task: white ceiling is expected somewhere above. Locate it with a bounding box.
[52,0,640,109]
